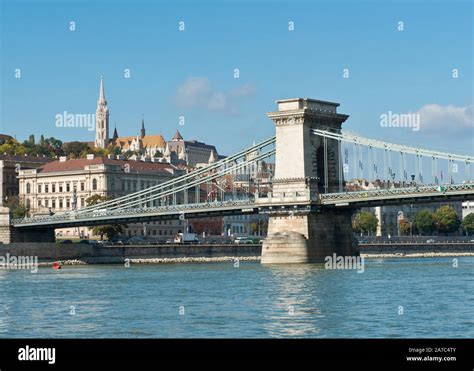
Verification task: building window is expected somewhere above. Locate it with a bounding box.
[45,199,49,207]
[80,182,85,191]
[52,184,56,193]
[66,199,70,208]
[59,199,63,208]
[26,183,31,194]
[37,199,42,208]
[45,184,49,193]
[66,183,70,192]
[52,199,56,209]
[59,184,63,192]
[80,198,85,208]
[38,184,42,193]
[92,179,98,190]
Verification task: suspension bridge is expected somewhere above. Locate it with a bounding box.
[7,98,474,263]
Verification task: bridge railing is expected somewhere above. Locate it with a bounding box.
[320,183,474,202]
[12,199,257,226]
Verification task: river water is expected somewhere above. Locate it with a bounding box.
[0,257,472,338]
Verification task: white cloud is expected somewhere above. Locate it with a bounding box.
[174,77,255,113]
[228,83,256,98]
[417,103,473,134]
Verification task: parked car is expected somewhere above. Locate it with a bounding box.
[426,239,436,243]
[234,237,253,244]
[60,239,73,244]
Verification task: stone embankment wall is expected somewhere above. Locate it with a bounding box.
[0,243,262,263]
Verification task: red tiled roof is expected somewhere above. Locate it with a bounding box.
[37,157,177,174]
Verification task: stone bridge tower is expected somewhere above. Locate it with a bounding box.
[260,98,359,264]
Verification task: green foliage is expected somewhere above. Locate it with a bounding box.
[11,204,28,219]
[86,194,125,240]
[462,213,474,235]
[0,134,127,160]
[413,209,435,235]
[91,224,125,240]
[353,211,378,236]
[434,205,460,235]
[0,136,64,158]
[62,141,89,159]
[0,139,28,156]
[27,134,35,145]
[5,196,28,218]
[123,149,139,159]
[85,194,110,206]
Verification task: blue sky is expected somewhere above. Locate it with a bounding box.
[1,0,472,155]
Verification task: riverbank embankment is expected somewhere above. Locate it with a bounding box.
[1,242,473,265]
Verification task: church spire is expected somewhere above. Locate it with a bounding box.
[172,130,183,141]
[95,75,110,149]
[208,149,217,164]
[98,75,106,104]
[112,123,118,140]
[140,115,146,138]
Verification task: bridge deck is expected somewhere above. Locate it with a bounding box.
[12,184,474,229]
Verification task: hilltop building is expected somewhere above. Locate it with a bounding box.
[93,78,221,167]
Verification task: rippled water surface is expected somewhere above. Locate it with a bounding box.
[0,257,472,338]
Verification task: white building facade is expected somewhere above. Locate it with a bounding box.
[18,154,185,239]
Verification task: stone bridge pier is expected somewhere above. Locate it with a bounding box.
[260,98,359,264]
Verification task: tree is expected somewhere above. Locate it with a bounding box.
[5,196,28,219]
[434,205,461,235]
[0,138,27,156]
[91,224,125,241]
[85,194,126,240]
[399,218,412,236]
[413,209,436,235]
[63,141,90,159]
[462,213,474,235]
[352,212,378,236]
[45,137,63,150]
[85,194,109,206]
[123,149,139,159]
[0,135,65,158]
